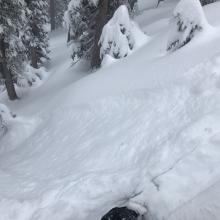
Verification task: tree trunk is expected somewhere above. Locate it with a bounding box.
[0,39,18,100]
[31,46,38,69]
[157,0,163,7]
[50,0,56,31]
[67,27,71,43]
[91,0,109,69]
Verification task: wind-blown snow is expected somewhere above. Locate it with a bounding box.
[1,1,220,220]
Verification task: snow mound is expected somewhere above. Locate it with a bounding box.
[0,103,41,154]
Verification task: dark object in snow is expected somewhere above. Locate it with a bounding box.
[101,207,139,220]
[200,0,216,6]
[157,0,164,7]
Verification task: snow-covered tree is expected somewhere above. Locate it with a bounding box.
[90,0,137,68]
[100,5,135,59]
[55,0,70,28]
[65,0,98,62]
[167,0,209,52]
[0,0,28,100]
[65,0,138,67]
[25,0,50,69]
[50,0,71,31]
[100,5,147,62]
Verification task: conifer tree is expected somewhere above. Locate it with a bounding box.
[65,0,98,62]
[167,0,208,52]
[66,0,137,68]
[91,0,138,68]
[100,5,135,60]
[25,0,50,69]
[55,0,70,28]
[0,0,28,100]
[49,0,70,31]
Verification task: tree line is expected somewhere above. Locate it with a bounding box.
[0,0,216,101]
[0,0,69,101]
[65,0,138,69]
[0,0,49,100]
[64,0,216,69]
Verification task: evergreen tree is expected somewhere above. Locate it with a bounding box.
[55,0,70,28]
[66,0,137,68]
[25,0,50,69]
[91,0,138,68]
[167,0,208,52]
[65,0,98,62]
[0,0,28,100]
[49,0,70,31]
[100,5,135,60]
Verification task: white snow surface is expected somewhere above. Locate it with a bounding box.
[1,1,220,220]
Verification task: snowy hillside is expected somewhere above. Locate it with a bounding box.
[1,0,220,220]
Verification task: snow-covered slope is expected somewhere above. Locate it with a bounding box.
[1,1,220,220]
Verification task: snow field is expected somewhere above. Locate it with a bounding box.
[1,1,220,220]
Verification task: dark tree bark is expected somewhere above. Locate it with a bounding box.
[30,46,38,69]
[67,27,71,43]
[0,38,18,100]
[50,0,56,31]
[157,0,163,7]
[91,0,109,69]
